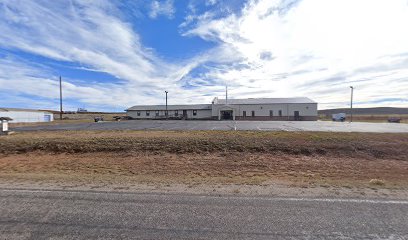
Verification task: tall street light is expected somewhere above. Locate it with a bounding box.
[165,91,168,119]
[350,86,354,123]
[59,76,63,120]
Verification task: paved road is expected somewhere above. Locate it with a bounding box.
[11,120,408,132]
[0,189,407,239]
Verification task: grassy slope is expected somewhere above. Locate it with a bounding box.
[1,131,407,158]
[0,131,407,187]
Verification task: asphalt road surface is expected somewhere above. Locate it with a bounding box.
[0,189,407,239]
[11,120,408,132]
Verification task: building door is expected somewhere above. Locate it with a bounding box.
[294,111,300,121]
[220,110,233,120]
[183,110,187,119]
[44,115,51,122]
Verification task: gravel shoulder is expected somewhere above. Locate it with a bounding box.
[1,179,408,200]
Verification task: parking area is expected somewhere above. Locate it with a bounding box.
[9,120,408,133]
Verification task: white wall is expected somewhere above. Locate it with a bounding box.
[187,109,211,119]
[0,111,54,123]
[127,109,212,119]
[212,103,317,117]
[127,103,317,120]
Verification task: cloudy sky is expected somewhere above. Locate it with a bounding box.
[1,0,407,111]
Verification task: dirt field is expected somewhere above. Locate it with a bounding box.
[55,112,126,121]
[0,131,407,189]
[319,114,408,123]
[9,113,126,128]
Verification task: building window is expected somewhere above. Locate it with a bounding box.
[279,110,282,117]
[155,110,159,116]
[243,111,246,117]
[146,111,150,116]
[251,111,255,117]
[175,110,178,116]
[193,110,197,116]
[137,111,141,116]
[269,110,273,117]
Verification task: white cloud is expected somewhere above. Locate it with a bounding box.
[1,0,408,111]
[149,0,175,19]
[206,0,218,6]
[0,0,212,110]
[0,56,109,108]
[182,0,408,108]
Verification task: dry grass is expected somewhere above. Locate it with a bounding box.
[9,113,126,127]
[1,131,407,159]
[369,179,386,186]
[0,130,407,188]
[9,119,92,128]
[319,114,408,123]
[55,113,126,121]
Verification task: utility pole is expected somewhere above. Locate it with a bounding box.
[165,91,168,119]
[59,76,63,120]
[225,85,228,105]
[350,86,354,123]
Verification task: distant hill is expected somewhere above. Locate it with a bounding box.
[318,107,408,115]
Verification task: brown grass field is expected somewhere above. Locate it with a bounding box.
[319,114,408,123]
[55,113,126,121]
[9,113,126,127]
[0,131,407,188]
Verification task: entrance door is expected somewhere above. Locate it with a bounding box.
[183,110,187,119]
[220,110,233,120]
[44,115,51,122]
[294,111,300,121]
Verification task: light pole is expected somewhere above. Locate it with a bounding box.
[350,86,354,123]
[165,91,168,119]
[59,76,63,120]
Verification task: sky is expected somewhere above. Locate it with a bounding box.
[0,0,408,111]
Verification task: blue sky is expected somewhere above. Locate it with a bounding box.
[1,0,408,111]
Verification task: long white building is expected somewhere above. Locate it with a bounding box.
[126,97,318,121]
[0,108,54,123]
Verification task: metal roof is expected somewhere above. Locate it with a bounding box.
[127,104,212,111]
[0,117,13,121]
[0,107,53,113]
[214,97,317,105]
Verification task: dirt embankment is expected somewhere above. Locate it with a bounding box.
[1,131,407,158]
[0,131,407,188]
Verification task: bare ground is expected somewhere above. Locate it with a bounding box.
[9,113,126,127]
[319,114,408,123]
[0,131,407,193]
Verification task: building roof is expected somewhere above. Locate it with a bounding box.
[0,117,13,121]
[126,104,212,111]
[213,97,317,105]
[0,107,53,113]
